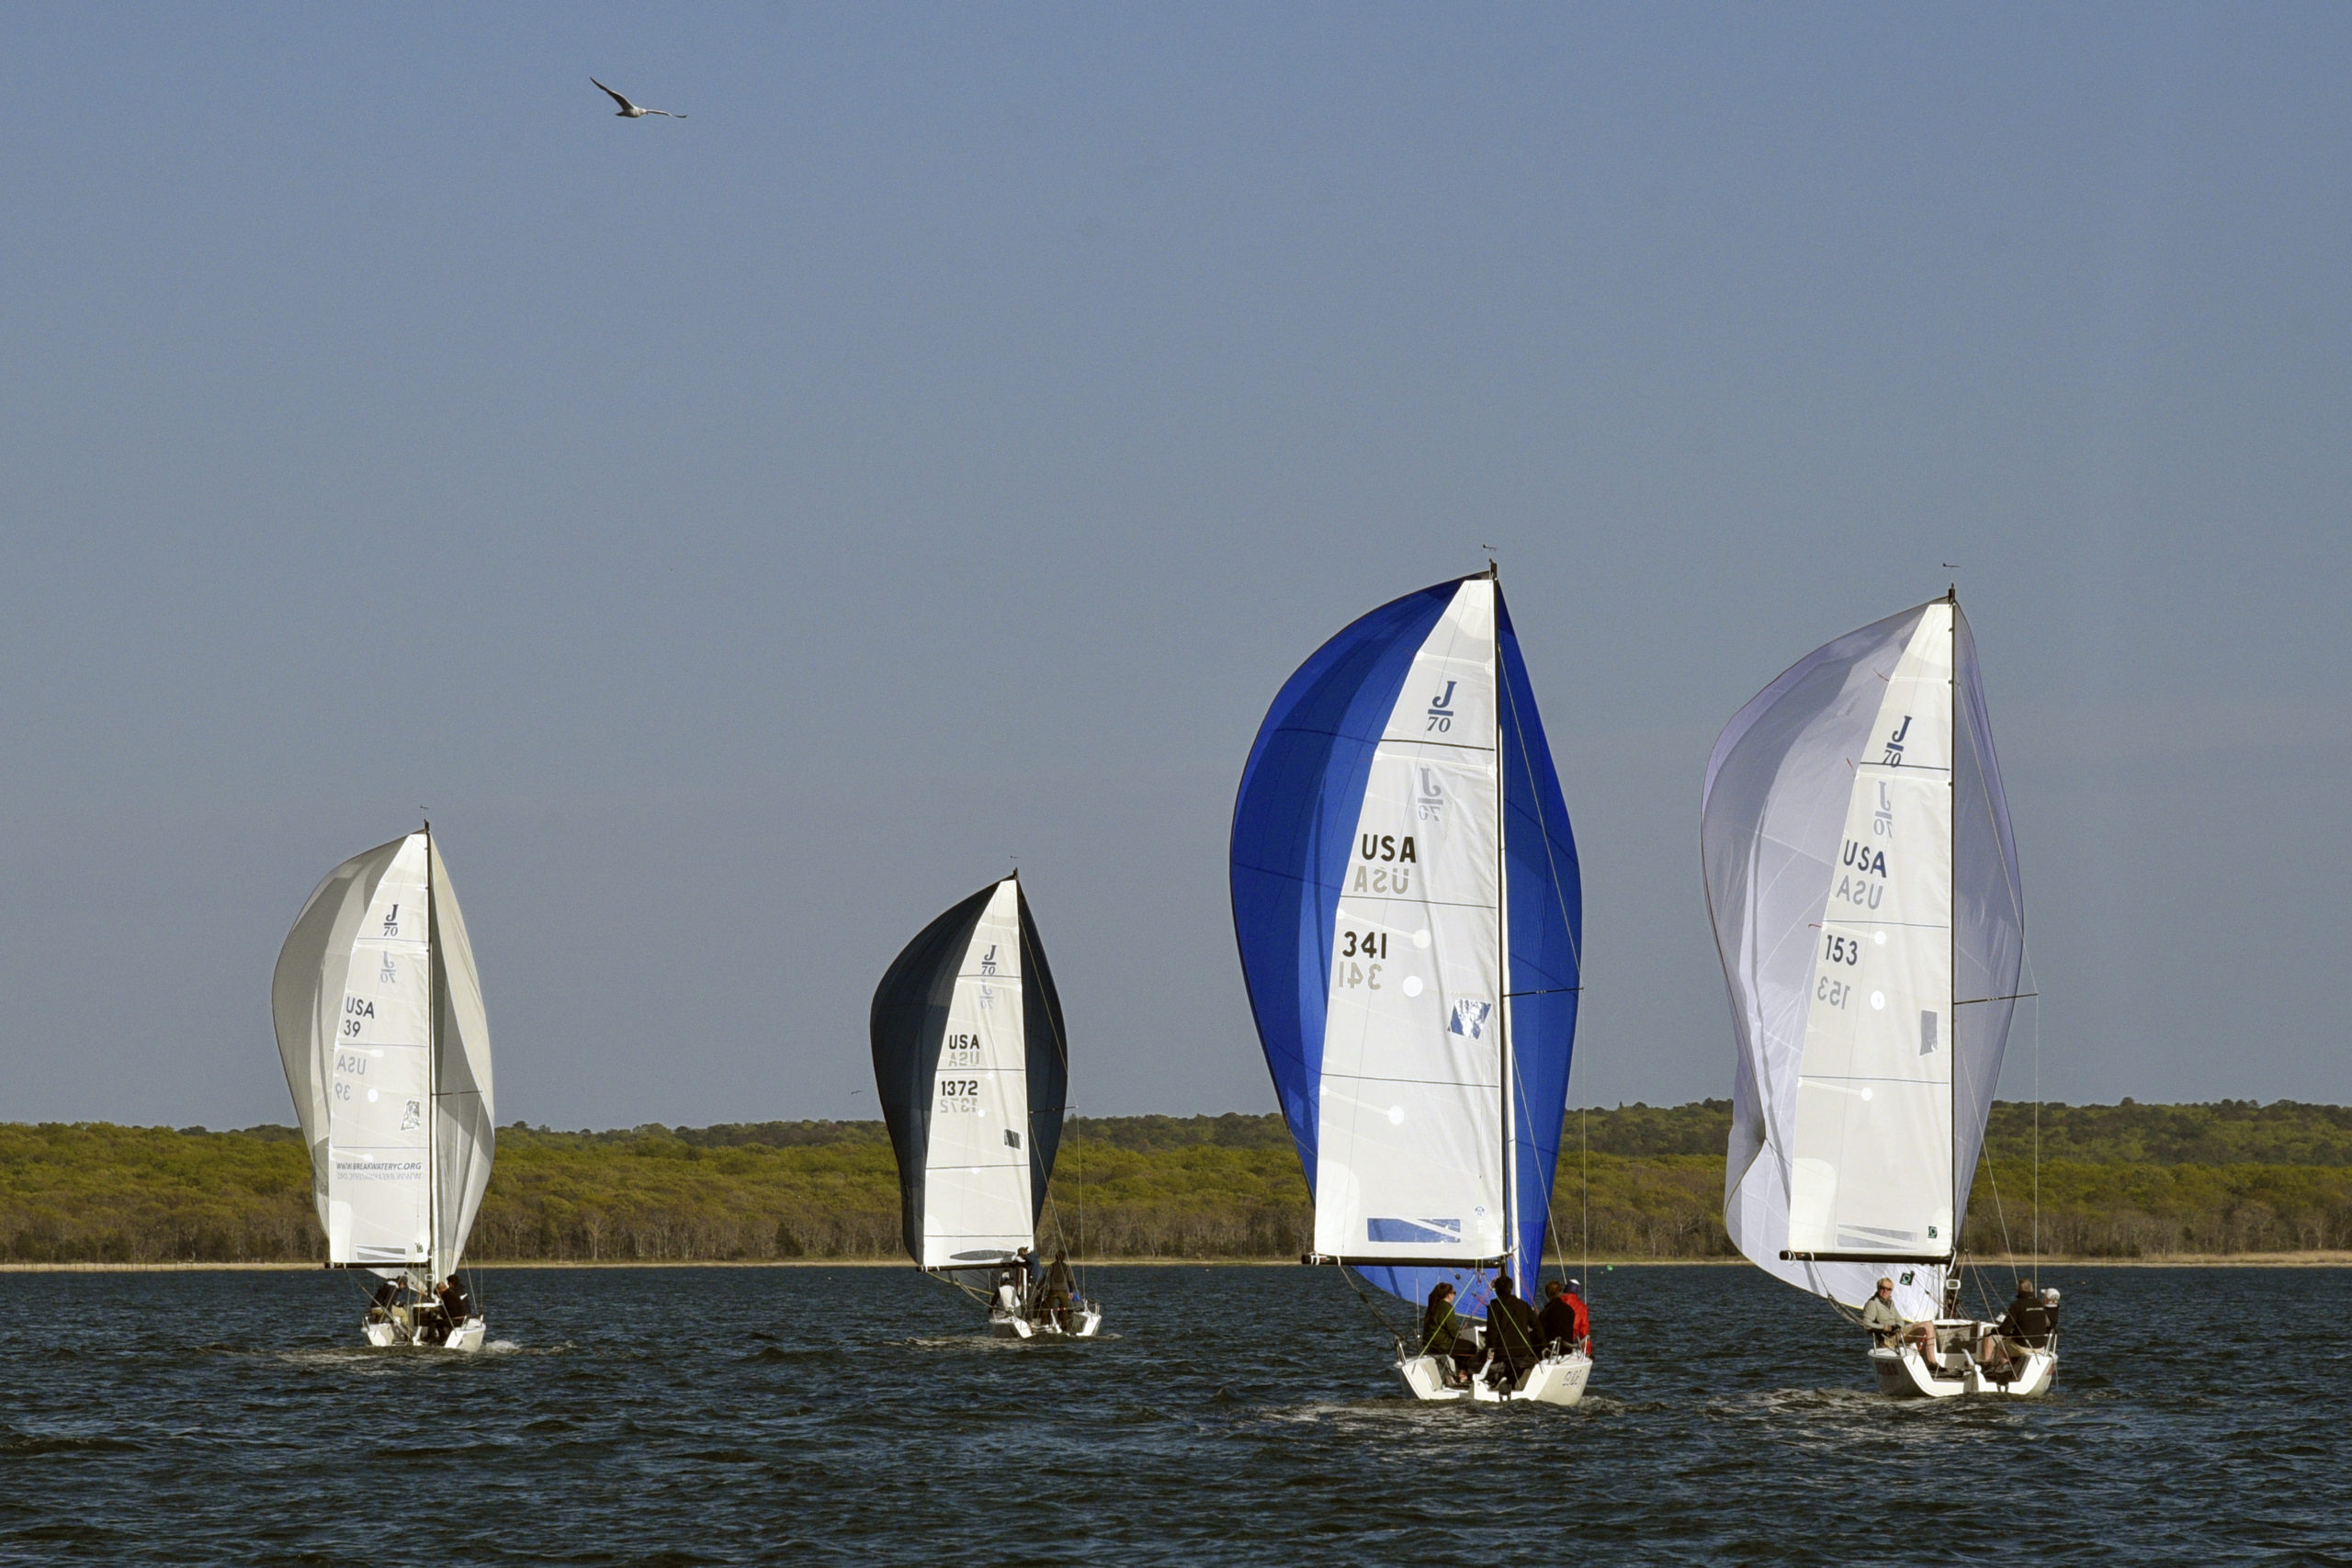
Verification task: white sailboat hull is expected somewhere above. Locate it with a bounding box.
[363,1314,488,1352]
[988,1305,1103,1339]
[1871,1341,2055,1398]
[1397,1350,1589,1405]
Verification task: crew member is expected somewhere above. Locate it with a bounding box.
[1979,1279,2055,1381]
[1538,1279,1589,1356]
[1419,1282,1480,1386]
[1485,1274,1543,1389]
[1041,1250,1077,1330]
[1860,1277,1935,1354]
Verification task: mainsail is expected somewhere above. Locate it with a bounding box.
[870,876,1070,1270]
[1231,572,1581,1315]
[1702,596,2022,1320]
[271,830,496,1284]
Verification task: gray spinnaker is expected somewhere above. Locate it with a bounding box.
[1702,598,2021,1316]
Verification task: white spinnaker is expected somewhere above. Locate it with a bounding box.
[1314,579,1507,1264]
[427,839,494,1280]
[920,879,1035,1269]
[1785,605,1955,1261]
[1708,602,1993,1319]
[326,835,435,1267]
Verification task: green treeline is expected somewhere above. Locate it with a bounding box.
[6,1100,2351,1265]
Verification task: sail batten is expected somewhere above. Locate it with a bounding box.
[1235,576,1581,1313]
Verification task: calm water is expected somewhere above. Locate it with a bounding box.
[2,1263,2346,1564]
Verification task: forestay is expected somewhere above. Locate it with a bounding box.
[1702,598,2022,1319]
[870,877,1070,1271]
[1231,573,1582,1314]
[271,831,496,1282]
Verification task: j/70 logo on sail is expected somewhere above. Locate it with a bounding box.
[1426,681,1458,733]
[1881,716,1912,767]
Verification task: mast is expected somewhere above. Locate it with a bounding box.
[1491,563,1518,1289]
[1945,592,1958,1272]
[424,820,439,1287]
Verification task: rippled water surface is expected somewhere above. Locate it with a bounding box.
[3,1263,2346,1564]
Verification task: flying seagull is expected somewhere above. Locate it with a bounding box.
[592,79,685,119]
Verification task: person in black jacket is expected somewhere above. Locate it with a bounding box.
[1537,1279,1589,1356]
[1978,1278,2055,1380]
[1484,1274,1542,1390]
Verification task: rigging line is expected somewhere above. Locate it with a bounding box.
[1952,983,2018,1290]
[1498,999,1571,1292]
[1337,1261,1410,1357]
[1979,1122,2019,1292]
[1503,987,1582,998]
[1955,991,2040,1006]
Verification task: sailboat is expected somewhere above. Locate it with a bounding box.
[271,827,495,1350]
[871,874,1102,1339]
[1231,569,1588,1404]
[1702,592,2050,1397]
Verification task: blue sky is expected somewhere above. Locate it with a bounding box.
[1,4,2345,1129]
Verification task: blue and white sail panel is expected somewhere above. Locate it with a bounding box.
[1230,581,1455,1189]
[871,877,1069,1271]
[1703,598,2020,1319]
[1312,581,1506,1268]
[1234,574,1582,1309]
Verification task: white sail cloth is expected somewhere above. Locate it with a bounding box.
[918,880,1035,1269]
[272,832,495,1282]
[1703,602,2022,1317]
[1313,581,1509,1266]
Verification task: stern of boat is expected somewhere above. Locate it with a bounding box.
[1512,1352,1591,1405]
[1872,1337,2058,1398]
[1397,1354,1467,1401]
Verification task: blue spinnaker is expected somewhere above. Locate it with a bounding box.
[1230,574,1581,1319]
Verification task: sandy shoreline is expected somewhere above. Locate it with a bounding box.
[6,1251,2348,1273]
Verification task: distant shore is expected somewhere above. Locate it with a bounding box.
[9,1251,2349,1273]
[10,1105,2349,1269]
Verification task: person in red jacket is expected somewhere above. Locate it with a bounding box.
[1538,1279,1590,1356]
